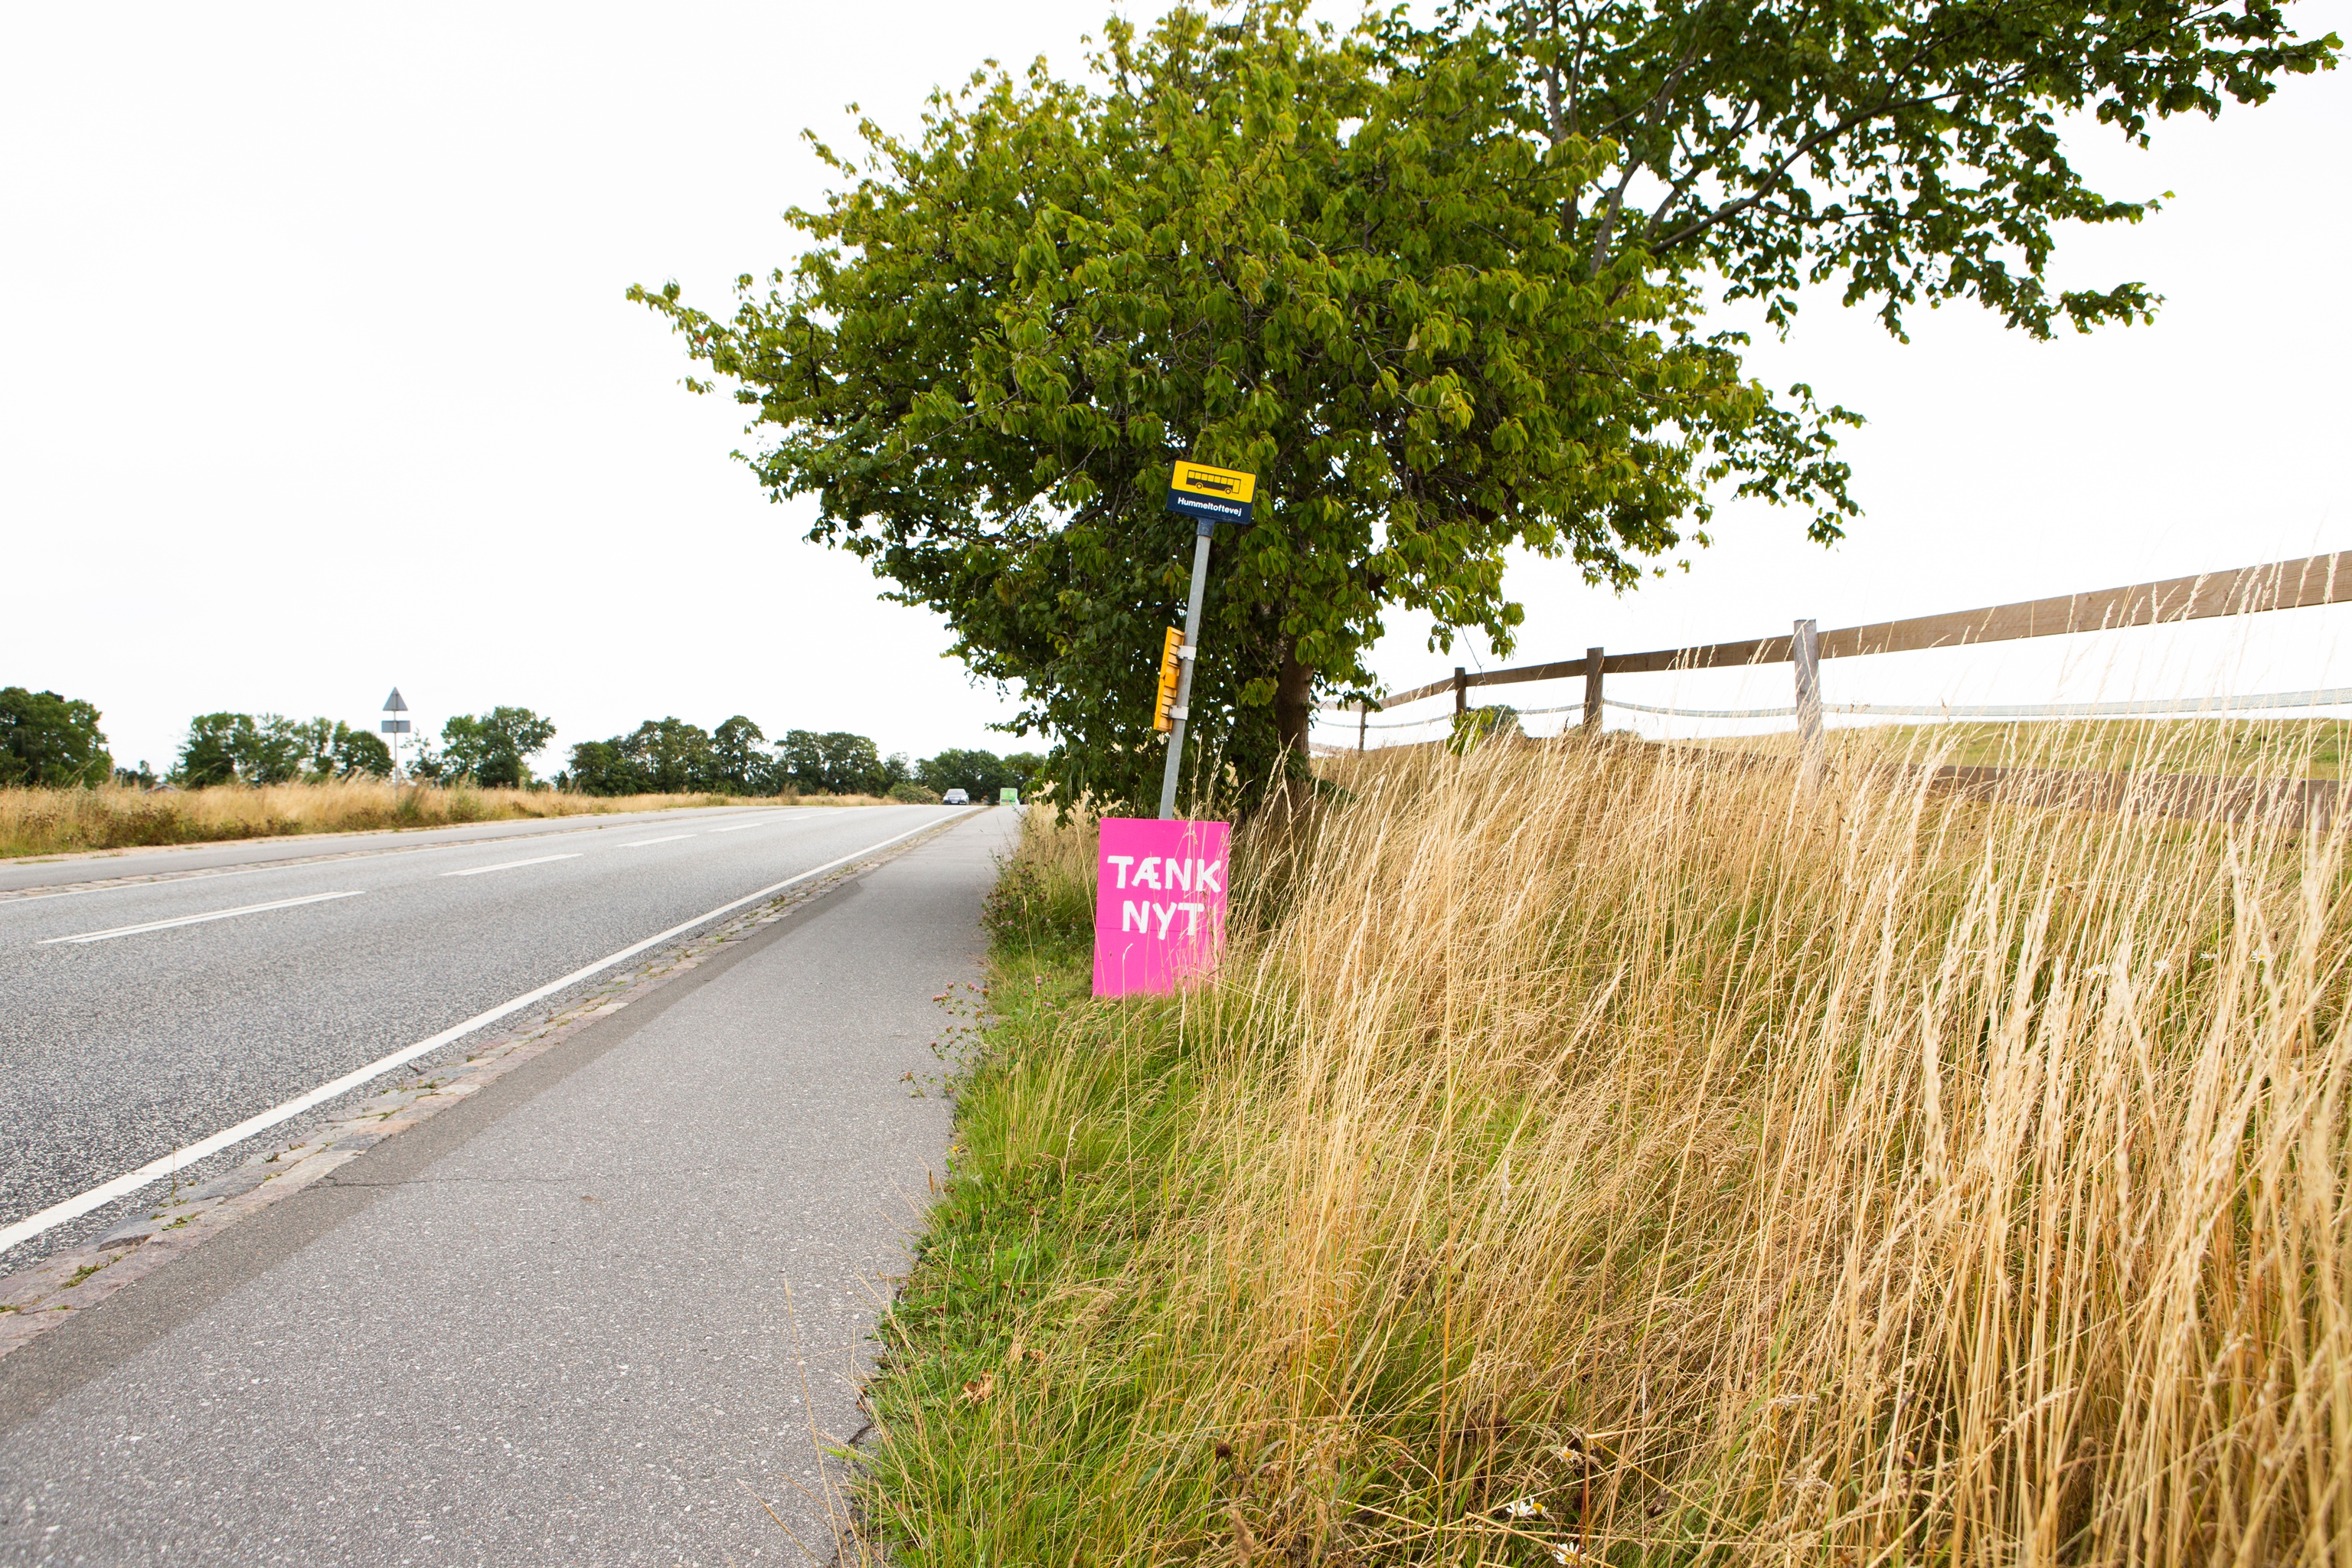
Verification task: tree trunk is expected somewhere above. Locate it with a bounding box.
[1275,647,1315,763]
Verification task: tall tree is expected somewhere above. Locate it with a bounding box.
[437,707,558,789]
[711,715,770,794]
[173,713,309,787]
[325,724,395,779]
[779,730,887,795]
[0,688,112,788]
[639,6,1828,808]
[562,739,648,797]
[625,717,716,793]
[287,718,394,780]
[174,713,249,788]
[636,1,2331,810]
[1470,0,2334,338]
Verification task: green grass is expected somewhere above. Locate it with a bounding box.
[858,834,1227,1562]
[856,821,1583,1565]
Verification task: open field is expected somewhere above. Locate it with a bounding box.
[0,779,886,860]
[868,727,2352,1563]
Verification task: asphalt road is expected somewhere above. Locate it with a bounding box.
[0,804,806,896]
[0,808,1016,1565]
[0,804,965,1265]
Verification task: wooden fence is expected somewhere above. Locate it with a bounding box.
[1330,551,2352,768]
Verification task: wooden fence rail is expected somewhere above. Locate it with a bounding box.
[1334,552,2352,744]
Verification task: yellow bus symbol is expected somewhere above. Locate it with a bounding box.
[1171,463,1256,504]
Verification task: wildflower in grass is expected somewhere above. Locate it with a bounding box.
[1550,1542,1586,1564]
[1500,1496,1544,1518]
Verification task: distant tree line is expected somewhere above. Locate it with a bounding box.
[912,747,1039,803]
[559,715,1040,801]
[174,713,395,786]
[0,691,409,790]
[406,707,557,789]
[5,686,1040,802]
[141,704,551,788]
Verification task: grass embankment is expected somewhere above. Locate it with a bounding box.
[866,730,2352,1564]
[0,779,879,860]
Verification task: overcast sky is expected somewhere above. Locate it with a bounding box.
[4,2,2346,773]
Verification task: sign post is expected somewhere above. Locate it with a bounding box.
[1090,459,1259,995]
[381,688,411,776]
[1157,461,1256,819]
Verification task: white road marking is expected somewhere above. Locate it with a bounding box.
[39,890,366,946]
[620,835,694,848]
[0,810,784,906]
[440,854,581,877]
[0,808,983,1256]
[709,818,786,832]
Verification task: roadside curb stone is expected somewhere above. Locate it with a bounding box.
[0,815,969,1365]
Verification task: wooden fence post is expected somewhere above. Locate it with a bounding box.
[1454,667,1467,717]
[1794,618,1824,789]
[1583,646,1604,733]
[1357,704,1367,752]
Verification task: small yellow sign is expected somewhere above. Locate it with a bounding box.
[1153,627,1184,733]
[1169,462,1257,504]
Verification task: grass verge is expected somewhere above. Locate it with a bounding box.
[0,779,886,859]
[864,725,2352,1566]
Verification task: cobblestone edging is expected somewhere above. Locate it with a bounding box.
[0,822,962,1362]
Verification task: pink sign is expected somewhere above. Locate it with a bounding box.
[1091,817,1232,997]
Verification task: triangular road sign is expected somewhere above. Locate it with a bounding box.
[383,688,407,712]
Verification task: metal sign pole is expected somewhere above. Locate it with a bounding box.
[1155,458,1258,821]
[382,688,410,777]
[1157,515,1215,820]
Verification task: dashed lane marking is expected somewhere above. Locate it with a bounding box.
[440,854,583,877]
[38,890,368,946]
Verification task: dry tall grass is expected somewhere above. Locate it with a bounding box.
[904,718,2352,1564]
[1787,714,2350,778]
[0,778,862,859]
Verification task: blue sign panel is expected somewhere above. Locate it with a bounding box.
[1165,488,1252,526]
